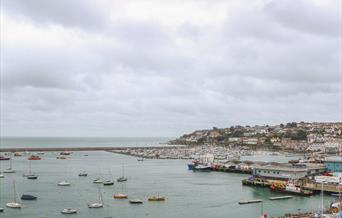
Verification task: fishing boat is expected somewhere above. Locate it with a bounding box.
[88,187,104,208]
[21,194,37,200]
[58,181,71,186]
[103,180,114,186]
[148,195,165,201]
[93,178,104,184]
[28,155,41,160]
[78,172,88,177]
[6,181,22,209]
[61,208,77,214]
[113,193,128,199]
[129,199,143,204]
[270,182,313,196]
[0,156,10,161]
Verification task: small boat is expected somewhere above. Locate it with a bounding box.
[0,207,3,212]
[113,193,128,199]
[14,153,22,157]
[6,202,22,209]
[28,155,41,160]
[56,156,67,159]
[21,194,37,200]
[117,177,127,182]
[193,164,211,172]
[103,180,114,186]
[129,199,143,204]
[0,156,10,161]
[3,168,15,173]
[148,196,165,201]
[93,178,104,184]
[27,175,38,180]
[137,157,144,161]
[0,174,4,178]
[78,172,88,177]
[6,181,22,209]
[58,181,71,186]
[88,187,104,208]
[61,208,77,214]
[37,152,45,155]
[3,157,15,173]
[117,164,127,182]
[60,151,71,156]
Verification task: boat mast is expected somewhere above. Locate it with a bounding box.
[13,180,17,203]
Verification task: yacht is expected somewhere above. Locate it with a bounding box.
[93,178,104,184]
[58,181,71,186]
[6,181,22,209]
[21,194,37,200]
[88,188,104,208]
[103,180,114,186]
[129,199,143,204]
[61,208,77,214]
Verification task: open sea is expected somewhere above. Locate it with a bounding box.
[0,137,327,218]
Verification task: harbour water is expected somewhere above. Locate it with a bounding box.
[0,137,173,148]
[0,138,328,218]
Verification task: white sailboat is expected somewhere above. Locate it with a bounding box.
[61,208,77,214]
[6,181,22,209]
[3,156,15,173]
[58,180,71,186]
[88,187,104,208]
[23,160,38,179]
[117,164,127,182]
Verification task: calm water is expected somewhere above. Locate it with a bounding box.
[0,137,173,148]
[0,151,328,218]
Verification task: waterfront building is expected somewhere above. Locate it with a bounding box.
[253,164,325,180]
[324,157,342,172]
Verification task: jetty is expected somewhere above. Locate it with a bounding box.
[238,199,263,205]
[269,196,293,200]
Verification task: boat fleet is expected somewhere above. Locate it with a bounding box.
[0,151,166,215]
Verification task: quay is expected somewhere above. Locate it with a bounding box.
[0,146,183,153]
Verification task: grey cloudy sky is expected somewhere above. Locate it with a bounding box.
[0,0,341,137]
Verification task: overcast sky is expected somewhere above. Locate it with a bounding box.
[0,0,341,137]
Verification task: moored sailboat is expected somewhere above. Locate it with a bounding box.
[88,187,104,208]
[6,181,22,209]
[61,208,77,214]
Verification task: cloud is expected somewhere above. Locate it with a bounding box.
[1,0,341,137]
